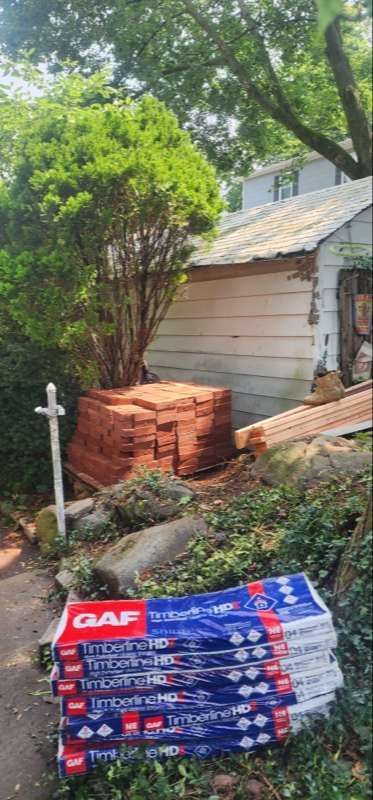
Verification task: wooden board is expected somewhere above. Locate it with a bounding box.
[235,382,373,451]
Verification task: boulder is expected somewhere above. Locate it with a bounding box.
[35,497,96,553]
[113,491,177,529]
[65,497,95,527]
[35,506,60,555]
[73,508,112,537]
[94,516,207,596]
[165,481,195,502]
[252,435,371,487]
[55,568,75,592]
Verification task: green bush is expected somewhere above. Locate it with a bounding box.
[0,335,80,493]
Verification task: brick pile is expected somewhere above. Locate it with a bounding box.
[66,381,232,486]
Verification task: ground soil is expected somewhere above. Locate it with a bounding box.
[0,526,59,800]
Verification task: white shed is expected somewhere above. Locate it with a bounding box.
[148,179,372,428]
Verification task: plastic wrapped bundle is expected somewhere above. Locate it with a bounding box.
[51,573,341,778]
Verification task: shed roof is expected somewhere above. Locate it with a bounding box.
[191,177,372,268]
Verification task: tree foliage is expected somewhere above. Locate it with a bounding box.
[0,1,371,178]
[0,326,80,494]
[0,73,222,386]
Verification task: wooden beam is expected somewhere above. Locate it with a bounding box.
[235,383,372,450]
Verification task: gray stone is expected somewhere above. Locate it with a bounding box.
[114,495,176,529]
[65,498,95,528]
[55,568,75,591]
[252,435,371,487]
[165,482,195,501]
[94,516,207,596]
[73,509,112,537]
[35,497,96,553]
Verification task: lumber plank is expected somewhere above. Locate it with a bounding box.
[235,386,372,450]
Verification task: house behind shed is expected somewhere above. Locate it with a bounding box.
[148,179,372,428]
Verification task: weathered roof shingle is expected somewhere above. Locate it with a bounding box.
[191,176,372,267]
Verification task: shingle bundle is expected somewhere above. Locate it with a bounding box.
[51,573,342,778]
[66,381,232,486]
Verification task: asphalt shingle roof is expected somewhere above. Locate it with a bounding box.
[191,176,372,267]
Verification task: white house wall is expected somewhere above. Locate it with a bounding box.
[317,208,372,371]
[148,266,315,427]
[242,156,343,210]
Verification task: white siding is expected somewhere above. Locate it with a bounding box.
[148,267,315,426]
[317,208,372,371]
[242,156,347,210]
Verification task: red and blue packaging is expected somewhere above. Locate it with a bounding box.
[60,661,342,717]
[51,648,334,696]
[52,573,334,665]
[51,572,341,778]
[59,691,337,745]
[54,634,337,678]
[57,693,335,777]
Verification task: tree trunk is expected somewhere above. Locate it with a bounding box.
[325,19,372,178]
[334,489,372,600]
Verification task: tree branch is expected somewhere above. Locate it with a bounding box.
[179,0,367,178]
[325,19,372,176]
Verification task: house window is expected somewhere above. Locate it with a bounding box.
[274,172,299,201]
[335,167,350,185]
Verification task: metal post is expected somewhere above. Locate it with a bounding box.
[35,383,66,540]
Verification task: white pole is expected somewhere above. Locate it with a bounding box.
[35,383,66,540]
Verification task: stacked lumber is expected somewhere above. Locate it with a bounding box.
[235,380,372,454]
[66,381,232,486]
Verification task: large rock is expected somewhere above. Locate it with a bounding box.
[73,508,112,537]
[35,497,99,553]
[35,506,60,555]
[164,481,195,502]
[94,516,207,596]
[252,435,371,487]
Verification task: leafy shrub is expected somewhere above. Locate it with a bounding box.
[0,335,80,493]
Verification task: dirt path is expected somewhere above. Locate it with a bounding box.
[0,526,59,800]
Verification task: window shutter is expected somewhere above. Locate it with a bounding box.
[293,171,299,196]
[274,176,280,201]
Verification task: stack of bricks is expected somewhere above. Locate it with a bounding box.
[66,381,232,487]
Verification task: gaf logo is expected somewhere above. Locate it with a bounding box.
[60,646,78,658]
[244,594,277,612]
[64,663,84,677]
[58,681,77,694]
[65,755,86,775]
[73,611,141,629]
[66,699,87,716]
[144,715,165,731]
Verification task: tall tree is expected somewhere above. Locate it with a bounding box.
[0,0,371,177]
[0,73,222,387]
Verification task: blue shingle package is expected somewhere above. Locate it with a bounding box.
[51,572,342,777]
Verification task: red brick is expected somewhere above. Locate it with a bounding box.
[118,443,155,456]
[156,443,176,457]
[114,424,157,437]
[87,388,131,405]
[196,403,214,417]
[130,395,178,411]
